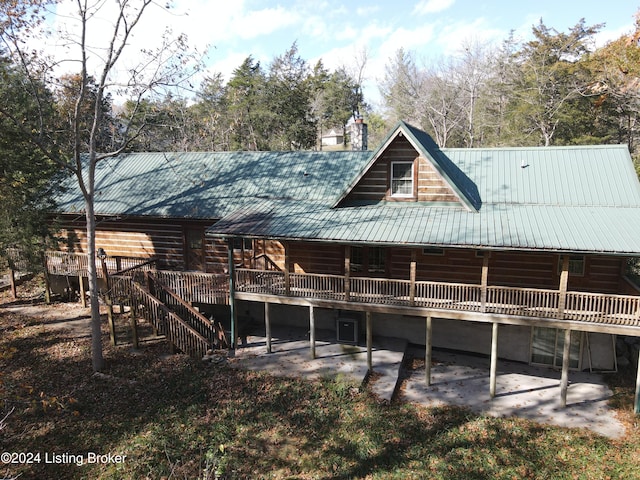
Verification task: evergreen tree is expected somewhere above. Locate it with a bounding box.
[265,42,316,150]
[0,55,62,269]
[226,56,269,150]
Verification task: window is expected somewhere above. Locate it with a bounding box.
[368,247,386,273]
[531,327,582,369]
[349,246,386,275]
[391,161,414,197]
[558,255,585,276]
[186,230,203,250]
[351,246,364,272]
[423,247,444,256]
[233,237,253,251]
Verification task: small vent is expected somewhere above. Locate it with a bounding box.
[337,318,358,344]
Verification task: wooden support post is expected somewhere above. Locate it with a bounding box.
[78,275,87,308]
[560,328,572,408]
[42,254,51,304]
[101,257,116,346]
[425,316,432,386]
[366,311,373,372]
[558,255,570,318]
[284,241,291,296]
[227,239,237,350]
[481,252,490,312]
[265,302,272,354]
[130,296,139,350]
[344,246,351,301]
[409,250,417,306]
[635,348,640,414]
[309,305,316,360]
[9,269,17,299]
[490,322,499,398]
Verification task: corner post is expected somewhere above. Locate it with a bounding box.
[309,305,316,359]
[344,245,351,301]
[366,311,373,372]
[265,302,272,354]
[284,241,291,296]
[42,252,51,304]
[481,251,490,312]
[560,328,572,408]
[425,316,432,386]
[409,249,417,306]
[100,256,116,347]
[558,255,570,318]
[227,238,237,351]
[130,292,139,350]
[490,322,499,398]
[78,274,87,308]
[9,268,17,299]
[635,348,640,414]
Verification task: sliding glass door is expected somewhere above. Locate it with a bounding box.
[531,327,582,369]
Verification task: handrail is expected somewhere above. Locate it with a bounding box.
[253,253,282,271]
[44,251,155,278]
[235,268,640,327]
[129,281,212,357]
[152,270,229,305]
[114,258,157,276]
[148,272,228,349]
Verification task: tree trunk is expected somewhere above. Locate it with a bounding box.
[85,202,104,372]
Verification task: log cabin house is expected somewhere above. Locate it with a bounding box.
[53,121,640,406]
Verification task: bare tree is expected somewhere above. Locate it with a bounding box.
[0,0,202,371]
[418,58,466,148]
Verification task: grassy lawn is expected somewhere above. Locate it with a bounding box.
[1,280,639,479]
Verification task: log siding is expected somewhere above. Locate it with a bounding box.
[343,136,462,205]
[56,215,229,272]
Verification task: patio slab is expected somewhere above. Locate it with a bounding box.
[230,327,406,402]
[401,350,626,439]
[230,328,626,439]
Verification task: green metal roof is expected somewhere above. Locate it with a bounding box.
[208,200,640,254]
[55,121,640,255]
[206,124,640,255]
[57,150,372,219]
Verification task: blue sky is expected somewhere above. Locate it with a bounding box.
[50,0,638,107]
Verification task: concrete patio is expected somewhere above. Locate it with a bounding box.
[231,327,626,439]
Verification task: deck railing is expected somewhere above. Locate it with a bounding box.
[235,268,640,327]
[153,270,229,305]
[148,273,227,349]
[129,281,212,358]
[44,251,156,277]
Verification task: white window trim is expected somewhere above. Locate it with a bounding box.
[390,161,415,198]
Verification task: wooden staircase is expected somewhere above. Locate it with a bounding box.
[110,271,228,358]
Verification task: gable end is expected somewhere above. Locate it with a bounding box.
[339,134,464,205]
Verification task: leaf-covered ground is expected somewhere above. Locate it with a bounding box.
[1,278,639,479]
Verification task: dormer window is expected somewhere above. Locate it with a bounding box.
[390,161,414,197]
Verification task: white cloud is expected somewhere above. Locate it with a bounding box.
[378,25,437,60]
[356,5,381,16]
[434,18,505,56]
[594,23,634,48]
[206,52,252,80]
[235,7,300,40]
[413,0,455,15]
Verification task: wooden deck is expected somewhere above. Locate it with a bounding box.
[234,268,640,330]
[42,252,640,333]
